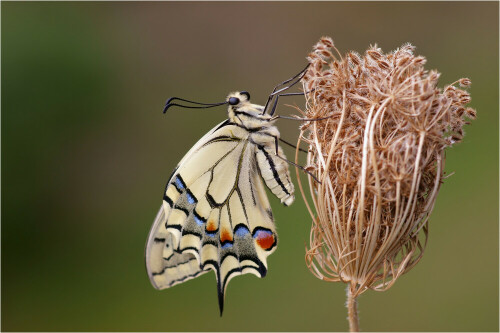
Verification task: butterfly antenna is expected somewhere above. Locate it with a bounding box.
[163,97,227,114]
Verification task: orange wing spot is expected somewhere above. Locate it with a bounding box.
[255,230,276,250]
[220,229,233,243]
[206,220,217,232]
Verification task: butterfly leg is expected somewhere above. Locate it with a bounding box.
[270,64,310,94]
[264,64,310,113]
[279,137,307,153]
[272,136,321,184]
[271,114,333,122]
[267,87,316,116]
[268,92,308,116]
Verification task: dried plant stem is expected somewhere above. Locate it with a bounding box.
[347,285,360,332]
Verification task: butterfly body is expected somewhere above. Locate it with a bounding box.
[145,91,294,313]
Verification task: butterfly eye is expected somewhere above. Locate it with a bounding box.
[228,97,240,105]
[240,91,250,101]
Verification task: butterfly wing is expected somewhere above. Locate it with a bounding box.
[145,120,278,313]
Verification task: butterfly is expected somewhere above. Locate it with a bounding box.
[145,66,312,315]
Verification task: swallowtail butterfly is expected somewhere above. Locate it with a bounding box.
[146,66,310,314]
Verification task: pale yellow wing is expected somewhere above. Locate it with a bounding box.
[145,120,277,314]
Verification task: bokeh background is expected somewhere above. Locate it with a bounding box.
[2,2,498,332]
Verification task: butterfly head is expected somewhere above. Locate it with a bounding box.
[226,91,271,127]
[226,91,251,107]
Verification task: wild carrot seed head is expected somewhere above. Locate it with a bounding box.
[298,37,475,295]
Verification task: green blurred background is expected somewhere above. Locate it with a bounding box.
[2,2,498,331]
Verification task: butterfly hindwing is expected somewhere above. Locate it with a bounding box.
[145,120,279,313]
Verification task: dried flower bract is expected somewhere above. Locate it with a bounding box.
[297,37,475,300]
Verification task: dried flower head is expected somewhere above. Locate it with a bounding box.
[296,37,475,307]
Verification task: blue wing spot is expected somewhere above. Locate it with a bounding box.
[194,211,206,226]
[175,175,186,191]
[206,231,217,237]
[221,242,233,249]
[186,190,197,204]
[234,224,250,238]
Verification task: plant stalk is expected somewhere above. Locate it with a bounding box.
[347,285,360,332]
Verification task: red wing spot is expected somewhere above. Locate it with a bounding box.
[220,229,233,243]
[206,220,217,232]
[255,230,276,250]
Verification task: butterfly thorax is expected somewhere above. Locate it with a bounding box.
[227,104,283,154]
